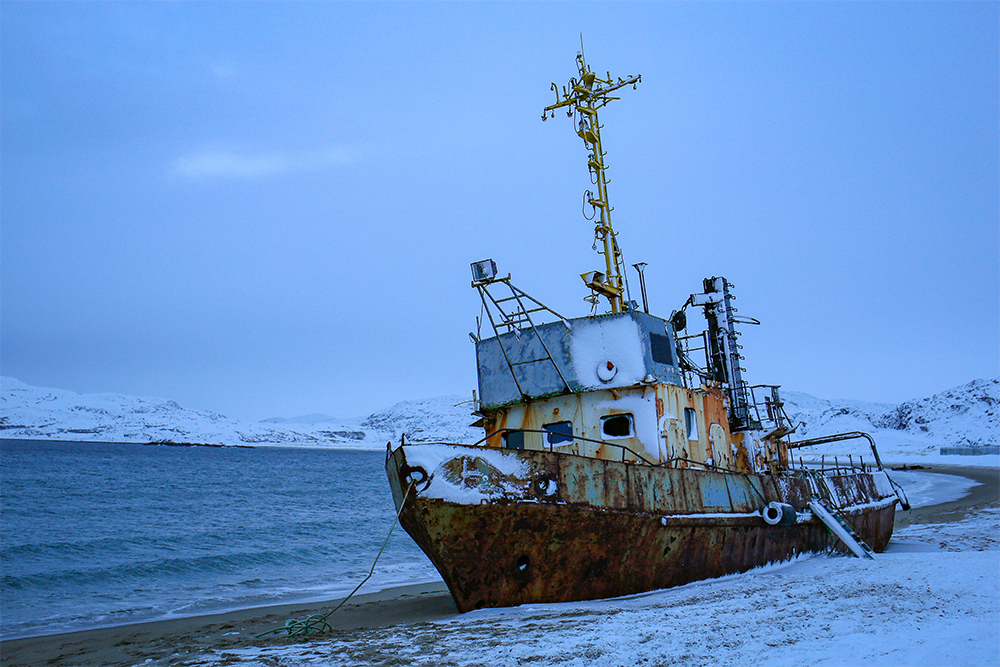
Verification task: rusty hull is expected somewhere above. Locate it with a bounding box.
[386,444,898,612]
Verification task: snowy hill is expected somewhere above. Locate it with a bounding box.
[0,377,480,449]
[1,376,996,463]
[781,378,998,463]
[362,396,483,444]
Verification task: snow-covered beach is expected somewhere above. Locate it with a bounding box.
[225,522,998,667]
[2,464,996,667]
[188,466,1000,667]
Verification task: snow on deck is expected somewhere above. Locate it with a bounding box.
[402,443,533,503]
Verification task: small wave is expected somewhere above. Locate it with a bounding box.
[1,545,346,592]
[1,444,428,638]
[1,534,188,561]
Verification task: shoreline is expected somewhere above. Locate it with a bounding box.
[0,577,449,642]
[5,437,999,461]
[1,463,995,667]
[0,581,455,667]
[0,437,385,451]
[887,462,999,529]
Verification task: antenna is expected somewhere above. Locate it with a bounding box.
[543,43,641,313]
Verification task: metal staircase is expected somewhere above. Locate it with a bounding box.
[807,498,876,559]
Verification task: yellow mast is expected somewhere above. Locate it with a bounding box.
[543,45,641,313]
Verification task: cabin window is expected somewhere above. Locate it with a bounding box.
[543,421,573,445]
[503,430,525,450]
[685,408,699,440]
[601,413,634,438]
[649,333,674,366]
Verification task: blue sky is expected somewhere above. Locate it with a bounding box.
[2,2,997,421]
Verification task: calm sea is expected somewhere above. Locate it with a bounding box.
[0,439,440,640]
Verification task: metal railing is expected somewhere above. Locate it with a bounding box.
[787,431,884,471]
[477,428,661,466]
[395,428,757,477]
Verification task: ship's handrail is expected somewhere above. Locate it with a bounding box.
[747,384,794,434]
[789,459,874,476]
[394,428,768,477]
[786,431,885,471]
[477,428,661,466]
[473,275,574,402]
[391,430,758,478]
[786,432,911,510]
[662,456,751,476]
[387,431,660,467]
[482,429,772,481]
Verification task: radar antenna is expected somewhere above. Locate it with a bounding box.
[543,43,641,313]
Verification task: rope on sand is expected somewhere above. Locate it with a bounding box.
[256,482,414,638]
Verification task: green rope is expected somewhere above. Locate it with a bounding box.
[257,482,414,638]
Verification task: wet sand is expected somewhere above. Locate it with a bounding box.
[888,463,1000,529]
[0,581,457,667]
[2,462,995,667]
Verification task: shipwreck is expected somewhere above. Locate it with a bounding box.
[385,48,909,613]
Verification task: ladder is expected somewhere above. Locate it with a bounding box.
[474,277,573,400]
[483,281,556,333]
[807,499,876,560]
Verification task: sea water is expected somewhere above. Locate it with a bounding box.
[0,439,440,639]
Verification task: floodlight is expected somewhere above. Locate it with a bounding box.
[471,259,498,284]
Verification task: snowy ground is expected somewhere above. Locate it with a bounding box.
[198,508,998,667]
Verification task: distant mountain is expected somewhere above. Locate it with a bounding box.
[781,378,998,460]
[362,396,483,445]
[875,378,998,447]
[260,414,341,425]
[1,376,996,461]
[0,377,478,448]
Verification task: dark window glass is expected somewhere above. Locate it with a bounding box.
[503,430,525,450]
[543,421,573,444]
[650,333,674,366]
[601,414,634,438]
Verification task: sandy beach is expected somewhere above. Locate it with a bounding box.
[2,462,996,667]
[0,581,457,667]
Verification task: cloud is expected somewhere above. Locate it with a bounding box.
[172,151,290,178]
[171,147,357,180]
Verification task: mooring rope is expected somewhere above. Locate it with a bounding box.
[256,482,414,638]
